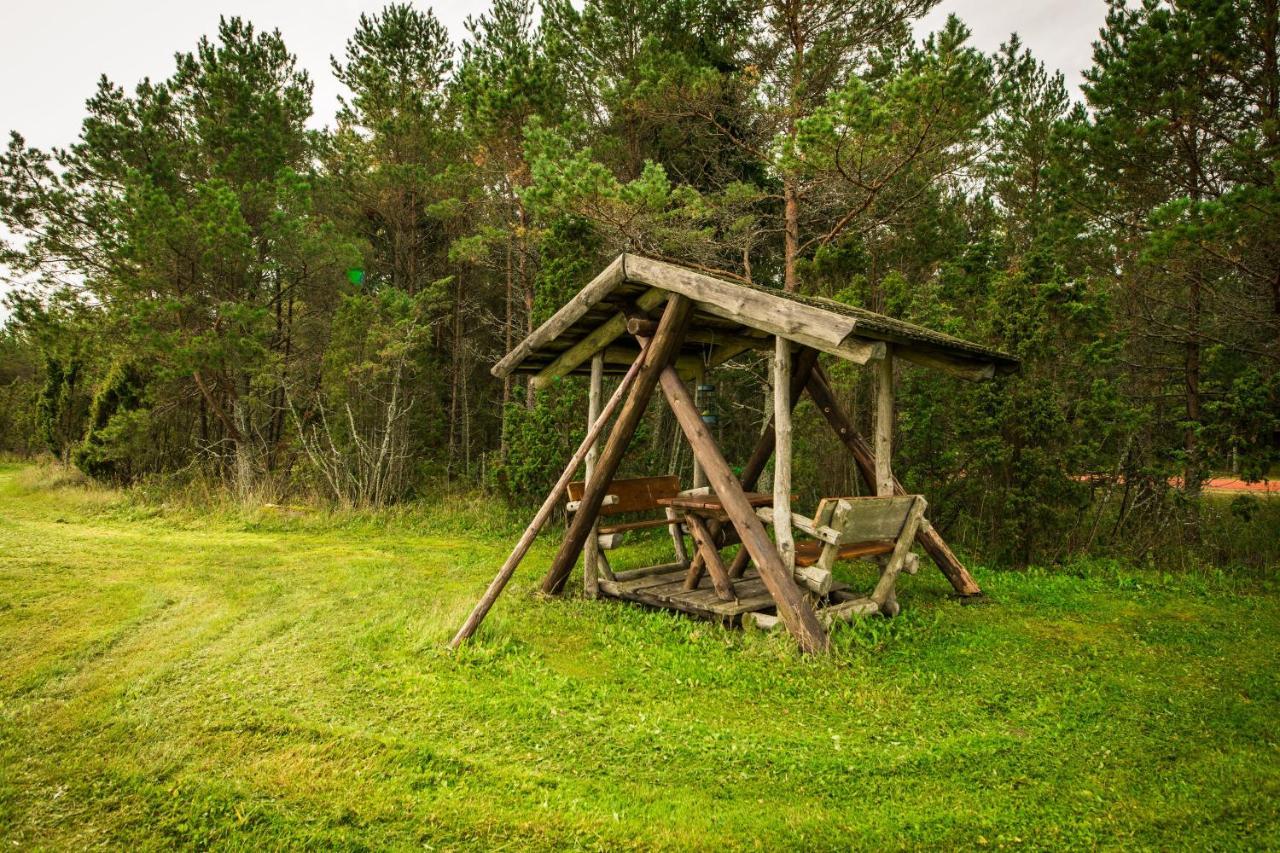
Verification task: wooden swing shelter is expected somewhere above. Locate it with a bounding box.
[452,254,1017,654]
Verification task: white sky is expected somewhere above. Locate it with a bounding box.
[0,0,1108,320]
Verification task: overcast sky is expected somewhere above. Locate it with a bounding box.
[0,0,1108,318]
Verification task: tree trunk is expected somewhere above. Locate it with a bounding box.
[1184,131,1205,499]
[232,394,254,501]
[783,178,801,293]
[1184,271,1202,497]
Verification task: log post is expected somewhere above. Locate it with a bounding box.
[450,344,651,648]
[773,336,795,571]
[805,362,982,596]
[540,296,693,595]
[583,352,605,599]
[875,346,894,497]
[726,544,752,579]
[742,346,820,489]
[684,513,736,600]
[658,365,828,654]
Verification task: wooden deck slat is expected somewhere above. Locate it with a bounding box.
[607,569,687,594]
[598,564,856,621]
[681,575,766,606]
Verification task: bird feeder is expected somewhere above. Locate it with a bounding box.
[696,383,718,426]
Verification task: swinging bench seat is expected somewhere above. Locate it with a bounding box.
[757,493,929,617]
[566,475,688,549]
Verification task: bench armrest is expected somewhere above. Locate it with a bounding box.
[753,507,842,546]
[566,493,619,513]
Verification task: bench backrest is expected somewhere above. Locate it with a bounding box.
[567,475,681,517]
[815,495,921,543]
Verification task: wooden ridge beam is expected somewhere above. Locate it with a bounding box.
[624,254,885,366]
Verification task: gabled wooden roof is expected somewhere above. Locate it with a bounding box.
[493,254,1018,386]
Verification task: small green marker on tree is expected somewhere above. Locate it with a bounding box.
[346,268,365,286]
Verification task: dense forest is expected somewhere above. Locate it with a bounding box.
[1,0,1276,569]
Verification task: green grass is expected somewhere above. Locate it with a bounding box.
[1,462,1278,850]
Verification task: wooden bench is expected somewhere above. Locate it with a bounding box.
[566,475,690,566]
[756,493,927,621]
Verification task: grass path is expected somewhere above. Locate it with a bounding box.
[1,462,1277,849]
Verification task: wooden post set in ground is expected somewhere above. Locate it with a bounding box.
[772,337,796,573]
[685,346,820,588]
[875,348,895,498]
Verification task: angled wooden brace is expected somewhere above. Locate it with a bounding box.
[540,295,694,595]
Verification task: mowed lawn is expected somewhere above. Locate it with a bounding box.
[1,463,1277,849]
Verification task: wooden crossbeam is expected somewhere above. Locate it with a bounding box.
[601,347,703,377]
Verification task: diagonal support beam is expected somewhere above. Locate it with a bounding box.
[583,352,605,599]
[684,513,736,601]
[684,347,820,589]
[450,340,651,648]
[658,364,828,654]
[540,295,694,594]
[804,362,982,597]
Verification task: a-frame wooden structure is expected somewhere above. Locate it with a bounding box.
[452,254,1017,654]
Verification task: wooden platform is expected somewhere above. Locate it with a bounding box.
[597,564,854,623]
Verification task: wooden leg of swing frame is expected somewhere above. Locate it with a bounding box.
[666,507,690,568]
